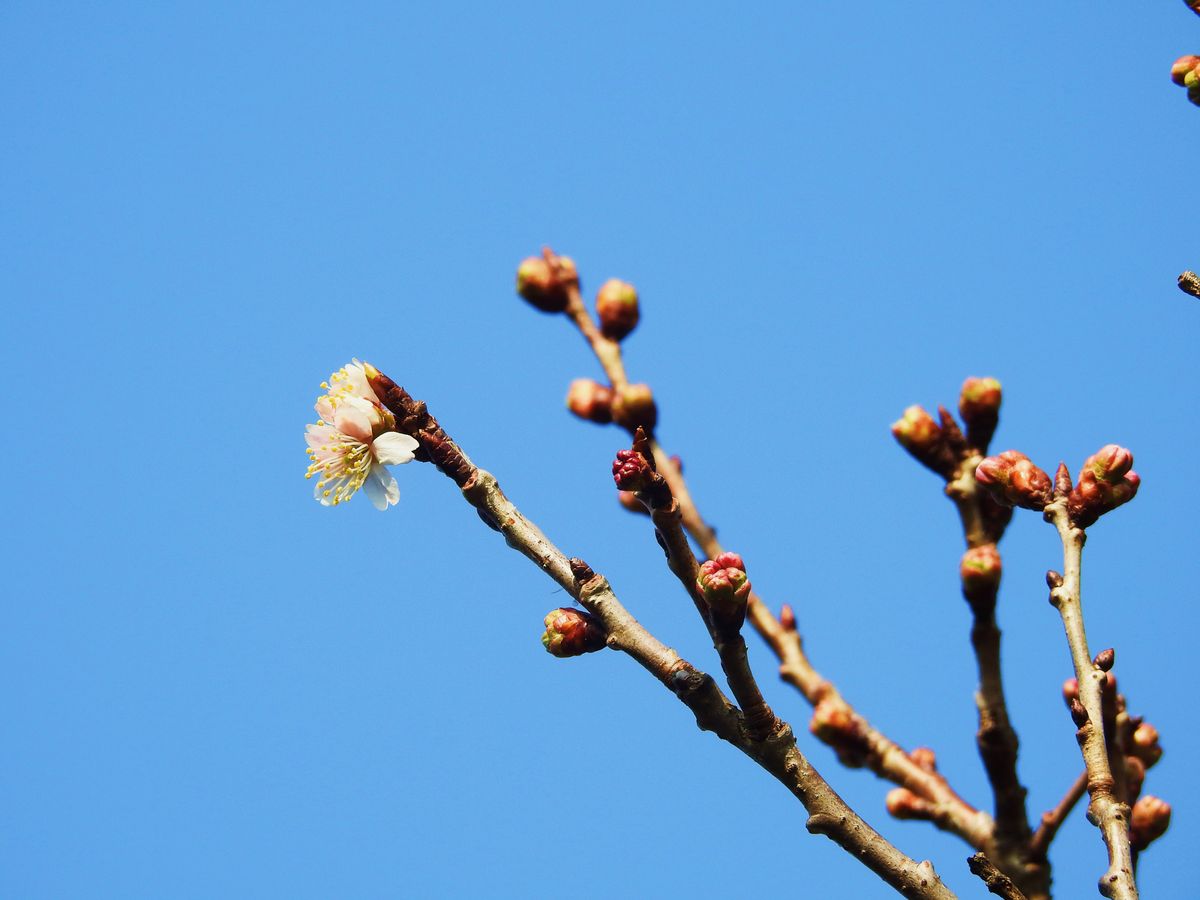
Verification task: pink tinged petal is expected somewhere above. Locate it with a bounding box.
[334,401,374,443]
[315,397,337,424]
[372,431,419,465]
[305,424,333,449]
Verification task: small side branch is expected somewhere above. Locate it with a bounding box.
[1030,771,1089,859]
[1045,499,1138,900]
[968,854,1029,900]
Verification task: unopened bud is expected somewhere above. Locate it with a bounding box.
[612,383,657,432]
[1054,462,1073,499]
[910,747,938,772]
[541,607,607,657]
[958,377,1002,451]
[516,250,579,313]
[810,697,867,766]
[779,603,796,631]
[886,788,933,821]
[1067,444,1140,528]
[696,553,751,618]
[565,379,613,424]
[960,544,1002,607]
[595,279,640,341]
[975,450,1052,510]
[891,405,956,476]
[612,448,654,493]
[1062,677,1079,705]
[1047,570,1064,589]
[1172,54,1200,86]
[1130,795,1171,849]
[1094,648,1115,672]
[1130,722,1163,767]
[1069,699,1089,729]
[1190,81,1200,106]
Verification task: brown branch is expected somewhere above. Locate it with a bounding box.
[968,853,1029,900]
[371,375,959,900]
[1030,771,1089,859]
[1045,499,1138,900]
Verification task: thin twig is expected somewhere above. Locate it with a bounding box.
[1030,771,1089,858]
[967,853,1029,900]
[1045,499,1138,900]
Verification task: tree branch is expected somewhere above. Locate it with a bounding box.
[370,371,959,900]
[1030,771,1089,859]
[1045,499,1138,899]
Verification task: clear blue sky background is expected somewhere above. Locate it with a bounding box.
[3,3,1196,897]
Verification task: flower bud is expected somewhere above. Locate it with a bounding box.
[958,377,1002,451]
[595,278,640,341]
[960,544,1002,607]
[1062,677,1079,705]
[565,379,614,424]
[809,697,868,765]
[1093,648,1115,672]
[1130,722,1163,767]
[1069,699,1089,729]
[1171,55,1200,86]
[975,450,1052,510]
[541,607,607,657]
[886,787,933,820]
[1067,445,1140,528]
[779,603,796,631]
[1130,795,1171,849]
[696,553,751,616]
[516,250,579,313]
[612,383,658,432]
[909,747,938,772]
[612,448,654,493]
[891,405,955,476]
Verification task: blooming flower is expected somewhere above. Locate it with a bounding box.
[305,361,419,509]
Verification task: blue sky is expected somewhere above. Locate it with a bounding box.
[3,2,1196,897]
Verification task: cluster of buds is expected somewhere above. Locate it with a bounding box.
[612,383,657,432]
[696,552,751,630]
[516,248,579,313]
[890,405,958,477]
[1130,722,1163,768]
[959,543,1002,611]
[595,278,640,341]
[975,450,1052,510]
[1171,54,1200,106]
[541,607,607,658]
[612,448,655,493]
[1066,445,1140,528]
[1130,795,1172,850]
[957,377,1002,453]
[565,379,613,424]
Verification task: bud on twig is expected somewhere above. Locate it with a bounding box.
[891,405,956,476]
[1067,444,1140,528]
[1130,722,1163,767]
[886,788,934,821]
[810,698,869,767]
[565,379,614,424]
[541,607,607,657]
[1094,648,1115,672]
[1130,795,1171,850]
[612,448,655,493]
[909,747,938,772]
[958,377,1001,452]
[960,544,1002,609]
[516,249,579,313]
[595,279,640,341]
[696,553,751,629]
[1069,699,1090,729]
[612,383,658,432]
[1062,677,1079,705]
[975,451,1052,511]
[1179,270,1200,298]
[617,489,648,515]
[1125,755,1147,801]
[779,603,796,632]
[1171,54,1200,86]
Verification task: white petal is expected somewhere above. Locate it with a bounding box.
[371,463,400,508]
[313,480,333,505]
[372,431,419,465]
[363,473,388,510]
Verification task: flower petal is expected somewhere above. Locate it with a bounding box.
[334,399,374,443]
[372,463,400,508]
[372,431,419,465]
